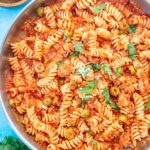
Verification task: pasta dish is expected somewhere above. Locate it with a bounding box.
[5,0,150,149]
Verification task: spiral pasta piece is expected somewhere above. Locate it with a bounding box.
[76,0,96,9]
[105,2,123,21]
[133,93,144,120]
[34,21,50,33]
[58,133,83,149]
[139,50,150,59]
[129,15,150,29]
[19,40,34,58]
[44,6,56,28]
[96,28,111,39]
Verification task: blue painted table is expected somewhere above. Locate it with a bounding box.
[0,0,33,142]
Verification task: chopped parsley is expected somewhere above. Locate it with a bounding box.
[79,80,98,108]
[71,51,79,57]
[115,68,123,76]
[128,25,136,34]
[145,97,150,110]
[57,62,64,67]
[74,41,85,54]
[127,42,137,60]
[78,66,91,79]
[64,30,73,41]
[102,88,120,110]
[102,64,112,76]
[93,3,107,14]
[91,63,102,71]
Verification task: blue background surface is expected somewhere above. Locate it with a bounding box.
[0,0,33,142]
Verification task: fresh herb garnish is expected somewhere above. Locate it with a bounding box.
[79,80,98,95]
[64,35,68,41]
[92,139,98,146]
[145,97,150,110]
[128,25,136,34]
[127,42,136,60]
[81,96,92,108]
[111,103,120,110]
[102,64,112,76]
[57,62,64,67]
[78,66,91,79]
[80,80,98,108]
[64,30,73,41]
[74,41,85,54]
[71,51,79,57]
[93,3,106,14]
[102,88,111,104]
[91,63,102,71]
[102,88,120,110]
[0,136,30,150]
[115,68,123,76]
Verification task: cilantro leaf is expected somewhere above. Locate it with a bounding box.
[91,63,102,71]
[57,62,64,67]
[115,68,123,76]
[145,97,150,110]
[93,3,106,14]
[88,80,98,89]
[102,64,112,76]
[71,51,79,57]
[128,25,136,34]
[0,136,30,150]
[127,42,136,60]
[74,41,85,54]
[78,66,91,79]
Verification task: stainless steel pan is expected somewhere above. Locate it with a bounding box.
[0,0,150,150]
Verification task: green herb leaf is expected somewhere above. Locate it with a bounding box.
[74,41,85,54]
[102,64,112,76]
[64,35,68,41]
[81,96,92,108]
[128,42,136,55]
[88,80,98,89]
[102,89,120,110]
[71,51,79,57]
[102,88,111,103]
[129,54,137,60]
[127,42,136,59]
[145,97,150,110]
[91,63,102,71]
[78,66,91,79]
[93,3,106,14]
[128,25,136,34]
[57,62,64,67]
[0,136,30,150]
[65,30,73,37]
[92,139,98,146]
[79,87,93,95]
[115,68,123,76]
[64,30,73,41]
[111,103,120,110]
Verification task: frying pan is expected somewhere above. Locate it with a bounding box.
[0,0,150,149]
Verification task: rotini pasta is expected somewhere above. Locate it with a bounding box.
[6,0,150,149]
